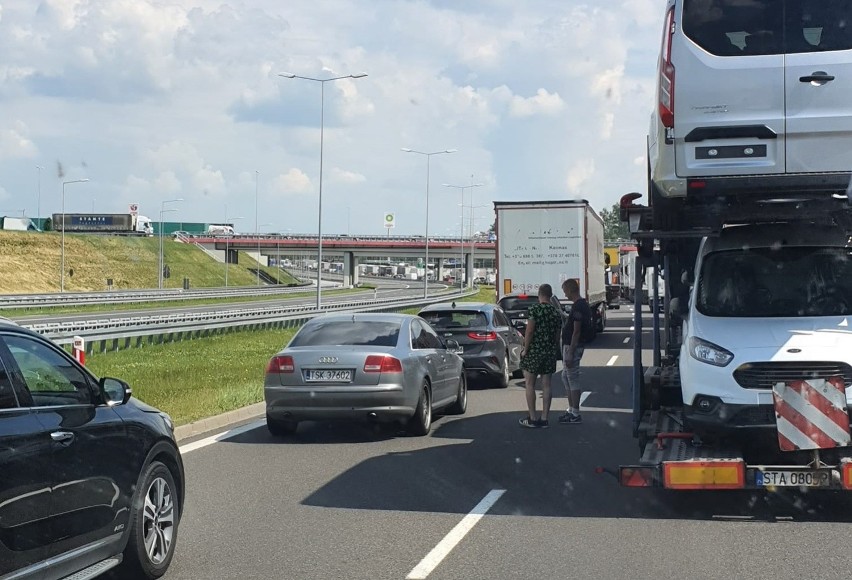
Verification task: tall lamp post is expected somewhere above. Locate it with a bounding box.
[402,148,457,298]
[462,203,489,287]
[159,198,183,289]
[278,71,368,310]
[35,165,43,228]
[255,170,261,287]
[60,178,89,292]
[443,181,483,287]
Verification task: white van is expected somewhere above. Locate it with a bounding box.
[678,223,852,437]
[649,1,852,227]
[206,224,236,236]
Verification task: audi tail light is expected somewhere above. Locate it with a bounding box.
[364,355,403,373]
[267,355,295,374]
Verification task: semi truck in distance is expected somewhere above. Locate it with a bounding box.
[493,199,608,332]
[51,213,153,235]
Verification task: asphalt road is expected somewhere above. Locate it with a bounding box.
[143,309,852,580]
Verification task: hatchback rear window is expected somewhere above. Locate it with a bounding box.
[682,0,852,56]
[420,311,488,329]
[290,321,400,347]
[497,296,539,311]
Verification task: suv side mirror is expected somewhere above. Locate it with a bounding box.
[101,377,132,406]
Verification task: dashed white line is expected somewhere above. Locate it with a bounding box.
[629,326,635,331]
[407,489,506,579]
[179,419,266,454]
[606,355,619,366]
[623,337,630,344]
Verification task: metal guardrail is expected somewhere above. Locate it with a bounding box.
[29,288,480,351]
[0,282,327,309]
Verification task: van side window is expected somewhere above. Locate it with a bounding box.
[683,0,852,56]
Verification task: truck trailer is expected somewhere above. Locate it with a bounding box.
[494,199,607,332]
[51,213,153,235]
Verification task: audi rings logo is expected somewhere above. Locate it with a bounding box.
[318,356,339,364]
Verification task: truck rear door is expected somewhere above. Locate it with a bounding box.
[784,1,852,174]
[674,0,785,178]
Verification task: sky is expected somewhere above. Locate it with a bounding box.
[0,0,663,236]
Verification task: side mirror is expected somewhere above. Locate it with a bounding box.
[445,339,463,354]
[669,297,689,320]
[101,377,132,406]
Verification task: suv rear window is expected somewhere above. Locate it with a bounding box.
[420,310,488,329]
[682,0,852,56]
[290,321,400,347]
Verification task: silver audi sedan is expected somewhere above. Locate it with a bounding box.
[264,313,467,437]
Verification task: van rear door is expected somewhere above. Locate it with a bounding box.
[674,0,785,178]
[784,1,852,174]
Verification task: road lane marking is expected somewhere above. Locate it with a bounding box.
[606,355,618,366]
[623,337,630,344]
[179,419,266,454]
[629,326,635,331]
[583,406,632,414]
[406,489,506,580]
[580,391,591,406]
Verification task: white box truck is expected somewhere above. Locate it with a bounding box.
[494,200,608,332]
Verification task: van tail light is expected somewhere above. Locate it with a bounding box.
[658,6,676,129]
[364,355,403,373]
[267,355,295,374]
[468,331,498,341]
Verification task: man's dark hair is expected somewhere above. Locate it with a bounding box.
[563,279,580,294]
[538,283,553,299]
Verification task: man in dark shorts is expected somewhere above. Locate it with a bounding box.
[518,284,562,428]
[559,278,593,424]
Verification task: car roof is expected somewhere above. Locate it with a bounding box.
[704,223,851,254]
[311,312,416,323]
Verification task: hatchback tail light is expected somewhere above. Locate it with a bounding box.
[468,331,498,341]
[658,6,675,129]
[363,355,403,373]
[266,355,295,374]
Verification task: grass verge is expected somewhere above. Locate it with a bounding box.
[85,327,297,426]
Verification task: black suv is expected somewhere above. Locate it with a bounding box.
[0,322,184,580]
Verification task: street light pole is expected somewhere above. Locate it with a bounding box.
[443,181,483,288]
[159,198,183,289]
[35,165,43,227]
[278,71,368,310]
[60,178,89,292]
[224,210,245,288]
[402,148,457,298]
[255,170,261,287]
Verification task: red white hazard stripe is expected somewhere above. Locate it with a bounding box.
[773,378,851,452]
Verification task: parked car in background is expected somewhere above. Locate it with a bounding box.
[418,302,523,388]
[495,293,542,332]
[0,320,185,580]
[264,313,467,436]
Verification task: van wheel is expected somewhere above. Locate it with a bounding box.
[118,461,180,579]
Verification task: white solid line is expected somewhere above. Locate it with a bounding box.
[623,337,630,344]
[606,355,618,366]
[580,391,591,406]
[179,419,266,455]
[582,406,632,414]
[407,489,506,580]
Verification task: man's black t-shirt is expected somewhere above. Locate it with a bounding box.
[562,297,594,345]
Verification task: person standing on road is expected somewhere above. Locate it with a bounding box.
[559,278,594,425]
[518,284,562,428]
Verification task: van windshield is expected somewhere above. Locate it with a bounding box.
[683,0,852,56]
[697,247,852,317]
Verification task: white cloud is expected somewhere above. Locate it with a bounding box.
[331,168,366,184]
[602,113,616,141]
[566,159,596,194]
[508,89,565,118]
[154,171,181,195]
[0,122,37,159]
[273,169,312,195]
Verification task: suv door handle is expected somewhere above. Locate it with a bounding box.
[800,73,835,84]
[51,431,75,445]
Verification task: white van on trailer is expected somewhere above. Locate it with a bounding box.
[648,0,852,229]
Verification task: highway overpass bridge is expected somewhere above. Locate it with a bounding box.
[184,234,497,287]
